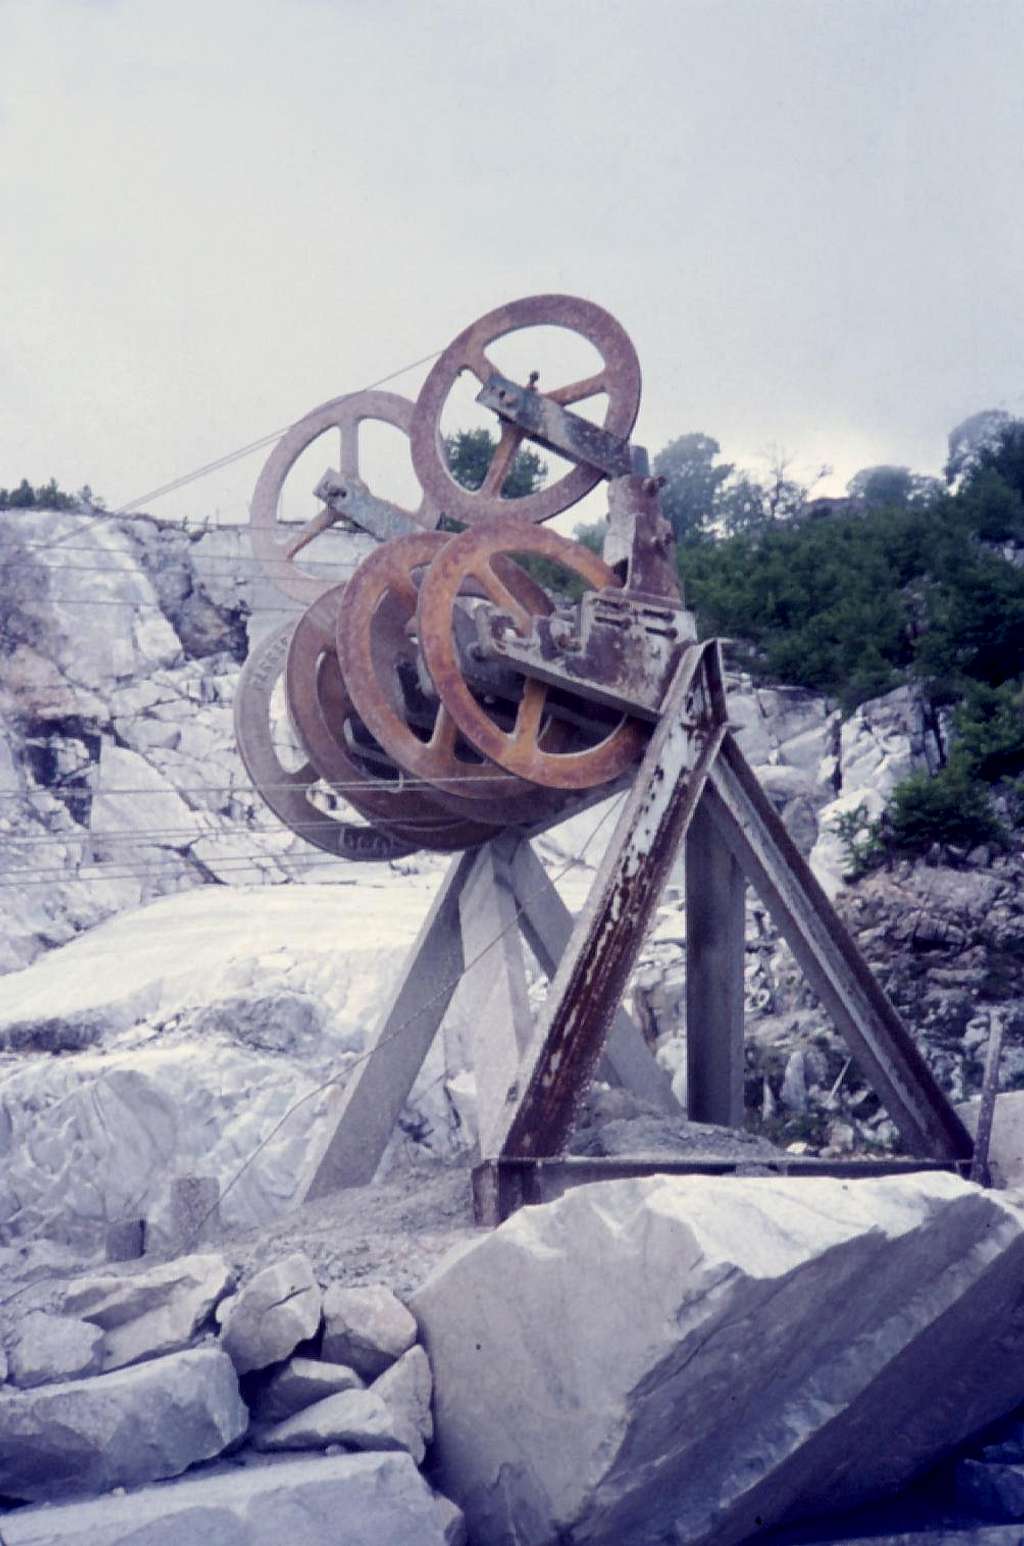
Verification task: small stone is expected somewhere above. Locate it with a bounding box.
[217,1252,321,1375]
[9,1313,105,1389]
[255,1356,364,1424]
[255,1386,408,1455]
[321,1284,417,1380]
[373,1346,433,1465]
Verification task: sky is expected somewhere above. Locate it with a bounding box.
[4,0,1024,530]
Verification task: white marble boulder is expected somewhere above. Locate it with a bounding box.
[321,1283,417,1380]
[60,1252,234,1372]
[0,1347,247,1502]
[414,1172,1024,1546]
[252,1355,365,1424]
[216,1251,321,1374]
[0,1452,464,1545]
[8,1313,104,1389]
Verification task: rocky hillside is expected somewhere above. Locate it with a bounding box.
[0,506,1021,1268]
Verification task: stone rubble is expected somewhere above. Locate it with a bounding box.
[0,1242,463,1538]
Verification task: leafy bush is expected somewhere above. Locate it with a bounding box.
[829,803,884,878]
[952,680,1024,781]
[883,765,1004,853]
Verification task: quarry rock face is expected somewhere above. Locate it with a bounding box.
[0,1451,463,1546]
[414,1172,1024,1546]
[0,1346,248,1502]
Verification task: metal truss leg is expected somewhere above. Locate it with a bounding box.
[685,799,746,1126]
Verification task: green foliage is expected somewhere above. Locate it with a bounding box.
[846,465,942,511]
[572,521,604,554]
[828,803,884,878]
[960,417,1024,502]
[952,468,1024,543]
[444,429,546,501]
[0,477,90,511]
[653,433,734,540]
[884,765,1005,853]
[951,680,1024,781]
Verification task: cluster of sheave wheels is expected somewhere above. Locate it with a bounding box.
[234,295,652,861]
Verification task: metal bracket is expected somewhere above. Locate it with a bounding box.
[476,591,696,720]
[476,372,634,479]
[313,469,422,543]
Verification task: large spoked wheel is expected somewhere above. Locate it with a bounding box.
[410,294,641,527]
[335,531,572,823]
[250,389,437,604]
[417,522,647,790]
[285,588,498,853]
[234,620,415,862]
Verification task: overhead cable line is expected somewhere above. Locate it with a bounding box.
[112,347,443,516]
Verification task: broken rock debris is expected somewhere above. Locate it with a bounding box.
[0,1246,461,1542]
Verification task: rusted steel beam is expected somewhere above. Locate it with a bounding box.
[476,371,633,479]
[502,834,681,1115]
[685,800,746,1127]
[472,1154,971,1224]
[491,643,726,1161]
[703,733,973,1163]
[312,469,422,543]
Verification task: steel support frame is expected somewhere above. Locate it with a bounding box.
[473,643,972,1224]
[298,834,675,1202]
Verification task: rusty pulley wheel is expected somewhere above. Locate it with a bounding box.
[335,531,572,823]
[417,522,647,791]
[285,588,498,853]
[410,294,642,527]
[250,390,438,604]
[234,619,415,862]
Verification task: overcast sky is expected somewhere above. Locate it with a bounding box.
[4,0,1024,528]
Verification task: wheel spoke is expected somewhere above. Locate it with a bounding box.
[514,678,547,741]
[340,420,360,475]
[547,369,608,407]
[430,705,459,753]
[283,508,338,558]
[480,563,535,635]
[479,423,524,497]
[463,341,499,384]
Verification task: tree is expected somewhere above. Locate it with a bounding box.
[444,429,546,500]
[846,465,942,512]
[945,409,1013,489]
[8,479,35,509]
[653,434,735,540]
